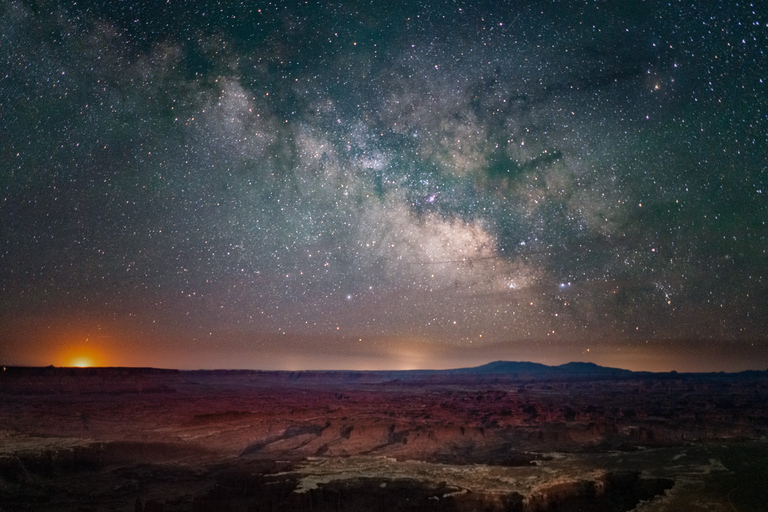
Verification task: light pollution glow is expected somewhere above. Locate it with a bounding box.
[2,315,766,374]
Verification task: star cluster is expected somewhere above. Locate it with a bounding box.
[1,0,766,370]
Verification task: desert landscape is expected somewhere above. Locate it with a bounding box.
[3,1,768,510]
[1,363,767,511]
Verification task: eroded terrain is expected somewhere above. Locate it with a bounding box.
[1,366,767,511]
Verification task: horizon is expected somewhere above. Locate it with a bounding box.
[4,345,767,374]
[4,358,767,374]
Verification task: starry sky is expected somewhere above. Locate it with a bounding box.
[1,0,767,372]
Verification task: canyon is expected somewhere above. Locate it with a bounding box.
[1,364,767,511]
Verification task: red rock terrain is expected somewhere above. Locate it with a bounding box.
[1,365,767,511]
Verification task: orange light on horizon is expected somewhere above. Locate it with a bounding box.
[70,355,94,368]
[57,344,106,368]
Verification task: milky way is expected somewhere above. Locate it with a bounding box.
[1,1,766,370]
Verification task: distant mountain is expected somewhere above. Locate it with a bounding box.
[555,362,634,375]
[450,361,551,374]
[449,360,634,377]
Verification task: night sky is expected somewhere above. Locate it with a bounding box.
[1,0,767,372]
